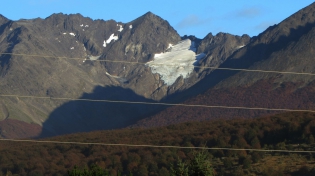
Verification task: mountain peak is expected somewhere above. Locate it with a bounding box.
[137,11,164,22]
[143,11,156,17]
[0,14,8,20]
[45,13,87,21]
[0,14,9,24]
[45,12,66,19]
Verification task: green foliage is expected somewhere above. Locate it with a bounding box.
[171,158,189,176]
[276,142,286,150]
[242,157,251,169]
[223,157,233,169]
[171,152,215,176]
[251,152,263,163]
[159,167,170,176]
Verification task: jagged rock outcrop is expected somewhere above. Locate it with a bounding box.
[196,32,250,71]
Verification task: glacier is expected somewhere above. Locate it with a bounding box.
[146,39,205,86]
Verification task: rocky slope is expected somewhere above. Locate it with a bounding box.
[0,12,249,138]
[132,2,315,128]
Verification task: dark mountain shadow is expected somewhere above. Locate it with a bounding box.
[0,20,11,36]
[38,85,159,138]
[166,21,315,102]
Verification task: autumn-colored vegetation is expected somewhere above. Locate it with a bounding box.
[1,111,315,175]
[133,79,315,128]
[0,119,42,138]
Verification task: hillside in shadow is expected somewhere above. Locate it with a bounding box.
[38,85,159,138]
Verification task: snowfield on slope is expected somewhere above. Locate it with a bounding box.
[103,33,119,47]
[146,39,205,85]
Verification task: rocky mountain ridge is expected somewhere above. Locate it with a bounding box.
[5,0,315,137]
[0,11,249,138]
[132,2,315,128]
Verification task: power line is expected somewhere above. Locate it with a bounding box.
[2,52,315,154]
[1,94,315,113]
[2,52,315,76]
[0,138,313,153]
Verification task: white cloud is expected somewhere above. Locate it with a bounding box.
[223,6,265,20]
[176,15,211,29]
[235,7,262,18]
[254,21,277,31]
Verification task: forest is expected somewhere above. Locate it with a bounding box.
[1,111,315,175]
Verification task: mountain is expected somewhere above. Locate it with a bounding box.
[0,12,249,138]
[132,2,315,128]
[2,2,315,138]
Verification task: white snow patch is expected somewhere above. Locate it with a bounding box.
[106,34,118,43]
[118,24,123,32]
[80,24,83,27]
[70,47,74,50]
[85,25,89,27]
[105,72,120,78]
[129,25,132,29]
[83,29,85,31]
[167,43,173,49]
[196,53,206,61]
[103,40,106,47]
[63,33,67,35]
[146,39,205,85]
[69,33,75,36]
[103,33,119,47]
[236,45,245,49]
[88,55,101,61]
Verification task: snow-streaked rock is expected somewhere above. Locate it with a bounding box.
[118,24,123,32]
[104,33,118,46]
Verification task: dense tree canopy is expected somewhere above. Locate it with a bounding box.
[0,112,315,175]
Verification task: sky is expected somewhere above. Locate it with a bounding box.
[2,0,314,38]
